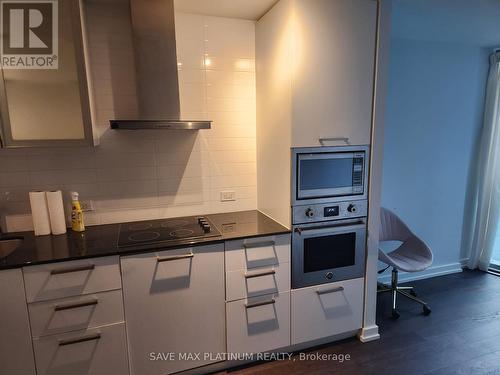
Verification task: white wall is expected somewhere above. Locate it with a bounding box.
[380,39,489,282]
[0,11,257,231]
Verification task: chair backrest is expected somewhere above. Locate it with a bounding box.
[379,207,414,242]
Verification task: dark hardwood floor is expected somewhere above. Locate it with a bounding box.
[219,270,500,375]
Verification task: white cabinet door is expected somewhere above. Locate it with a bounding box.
[28,289,125,338]
[0,269,36,375]
[32,323,129,375]
[226,292,290,354]
[23,256,122,302]
[291,0,377,147]
[225,234,291,272]
[121,244,225,375]
[291,278,364,345]
[0,0,95,147]
[226,262,290,302]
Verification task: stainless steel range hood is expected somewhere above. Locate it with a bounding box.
[109,0,211,130]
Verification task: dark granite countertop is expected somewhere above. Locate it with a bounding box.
[0,210,290,270]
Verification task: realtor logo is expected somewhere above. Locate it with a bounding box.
[0,0,58,69]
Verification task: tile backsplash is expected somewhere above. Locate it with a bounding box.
[0,11,257,232]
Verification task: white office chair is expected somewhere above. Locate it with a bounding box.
[377,207,433,319]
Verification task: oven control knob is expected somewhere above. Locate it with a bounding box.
[347,204,357,213]
[202,224,211,233]
[325,272,334,280]
[305,208,314,218]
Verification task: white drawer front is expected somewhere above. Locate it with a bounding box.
[33,323,129,375]
[28,290,125,338]
[226,292,290,354]
[291,278,364,345]
[225,234,291,272]
[226,263,290,302]
[23,256,122,303]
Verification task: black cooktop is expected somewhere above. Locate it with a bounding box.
[117,216,222,247]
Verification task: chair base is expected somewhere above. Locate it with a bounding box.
[377,268,431,319]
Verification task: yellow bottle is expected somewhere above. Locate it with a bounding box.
[71,192,85,232]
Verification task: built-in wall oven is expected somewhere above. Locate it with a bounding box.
[291,146,369,289]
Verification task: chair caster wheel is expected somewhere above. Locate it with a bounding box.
[392,309,400,319]
[423,305,431,315]
[410,289,417,297]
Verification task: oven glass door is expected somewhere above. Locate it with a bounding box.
[297,152,364,200]
[292,220,366,289]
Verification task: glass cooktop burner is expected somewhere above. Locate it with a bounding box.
[128,231,161,242]
[160,220,189,229]
[128,222,154,231]
[170,229,195,238]
[117,216,221,247]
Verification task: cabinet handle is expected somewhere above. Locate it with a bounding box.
[316,286,344,295]
[245,298,276,309]
[244,269,276,279]
[243,241,275,250]
[157,252,194,262]
[59,333,101,346]
[54,298,98,312]
[50,264,95,275]
[319,137,350,146]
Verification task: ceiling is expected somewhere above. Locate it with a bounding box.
[392,0,500,47]
[174,0,279,20]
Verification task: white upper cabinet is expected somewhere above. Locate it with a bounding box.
[291,0,377,147]
[257,0,377,149]
[0,0,96,147]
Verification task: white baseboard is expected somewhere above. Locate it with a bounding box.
[377,262,463,284]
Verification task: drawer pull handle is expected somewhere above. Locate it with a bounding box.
[243,241,275,250]
[316,286,344,295]
[54,299,98,312]
[50,264,95,275]
[244,269,276,279]
[245,299,276,309]
[59,333,101,346]
[157,252,194,262]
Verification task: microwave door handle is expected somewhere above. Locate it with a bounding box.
[319,137,350,146]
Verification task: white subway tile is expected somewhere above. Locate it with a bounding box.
[0,156,29,172]
[94,152,156,168]
[157,176,209,193]
[99,208,161,224]
[29,169,97,186]
[28,154,96,171]
[97,180,158,197]
[96,167,156,182]
[95,196,159,210]
[2,12,258,226]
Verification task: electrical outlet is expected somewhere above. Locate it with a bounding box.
[220,191,236,202]
[80,200,95,212]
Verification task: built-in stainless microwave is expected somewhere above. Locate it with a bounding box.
[291,145,369,205]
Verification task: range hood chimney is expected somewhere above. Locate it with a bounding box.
[109,0,211,130]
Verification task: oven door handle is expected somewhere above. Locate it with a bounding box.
[294,221,365,235]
